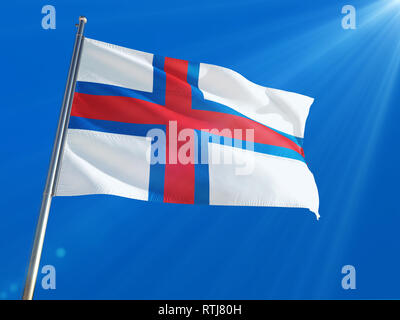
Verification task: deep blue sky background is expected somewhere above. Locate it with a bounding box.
[1,0,399,299]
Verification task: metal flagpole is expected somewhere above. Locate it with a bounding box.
[22,16,87,300]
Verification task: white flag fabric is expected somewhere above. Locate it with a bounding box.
[56,38,319,218]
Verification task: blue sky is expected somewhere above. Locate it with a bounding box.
[1,0,400,299]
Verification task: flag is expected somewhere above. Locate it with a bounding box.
[55,38,319,218]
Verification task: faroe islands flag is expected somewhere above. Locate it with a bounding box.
[56,38,319,218]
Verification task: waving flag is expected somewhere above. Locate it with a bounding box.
[55,38,319,218]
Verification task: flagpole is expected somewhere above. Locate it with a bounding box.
[22,16,87,300]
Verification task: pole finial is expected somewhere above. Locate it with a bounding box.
[79,16,87,24]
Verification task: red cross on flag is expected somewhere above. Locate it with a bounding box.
[55,38,319,218]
